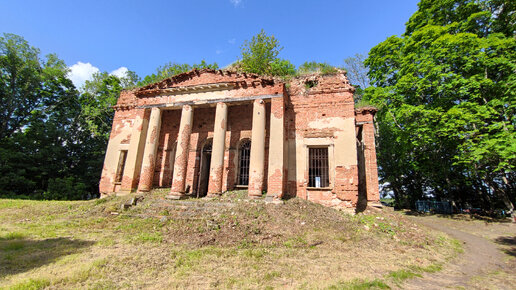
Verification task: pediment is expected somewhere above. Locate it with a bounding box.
[135,69,277,98]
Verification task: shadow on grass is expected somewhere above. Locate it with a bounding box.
[494,236,516,257]
[0,236,94,277]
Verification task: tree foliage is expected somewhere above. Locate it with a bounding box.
[0,33,43,139]
[343,54,370,103]
[0,33,134,199]
[138,60,218,86]
[365,0,515,210]
[297,61,339,75]
[81,72,133,138]
[238,29,296,77]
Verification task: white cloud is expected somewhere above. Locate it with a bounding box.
[110,66,129,78]
[230,0,241,6]
[228,38,236,45]
[67,62,100,88]
[68,62,130,89]
[216,49,223,55]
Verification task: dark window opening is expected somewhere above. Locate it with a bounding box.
[115,150,128,183]
[305,80,318,89]
[308,147,329,188]
[237,139,251,186]
[197,139,212,198]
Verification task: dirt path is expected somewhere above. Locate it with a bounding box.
[403,215,515,289]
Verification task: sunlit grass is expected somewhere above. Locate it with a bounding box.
[0,194,458,289]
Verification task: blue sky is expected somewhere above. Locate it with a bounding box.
[1,0,419,87]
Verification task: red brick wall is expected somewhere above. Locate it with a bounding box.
[134,71,284,108]
[355,108,380,202]
[151,102,271,195]
[102,70,380,209]
[153,109,181,187]
[285,73,360,207]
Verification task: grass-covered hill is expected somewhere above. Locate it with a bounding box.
[0,191,460,289]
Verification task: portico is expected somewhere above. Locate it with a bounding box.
[115,73,286,199]
[99,69,380,209]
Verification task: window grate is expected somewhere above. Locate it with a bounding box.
[238,139,251,185]
[115,150,128,183]
[308,147,329,188]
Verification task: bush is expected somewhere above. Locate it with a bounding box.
[297,61,339,75]
[44,177,89,200]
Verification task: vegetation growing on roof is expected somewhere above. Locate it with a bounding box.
[137,60,219,87]
[297,61,340,76]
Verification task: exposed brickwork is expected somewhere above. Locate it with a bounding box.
[355,107,380,203]
[153,109,181,187]
[100,70,380,209]
[285,73,361,208]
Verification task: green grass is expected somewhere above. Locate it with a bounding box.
[8,278,51,290]
[132,232,163,243]
[0,232,26,240]
[387,269,422,284]
[408,263,443,273]
[328,262,445,289]
[2,240,26,251]
[329,278,390,289]
[0,194,459,289]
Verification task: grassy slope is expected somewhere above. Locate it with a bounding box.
[0,191,460,289]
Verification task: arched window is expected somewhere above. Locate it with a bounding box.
[237,139,251,186]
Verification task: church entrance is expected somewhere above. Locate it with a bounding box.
[197,139,212,198]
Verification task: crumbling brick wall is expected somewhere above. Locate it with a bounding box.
[285,72,360,208]
[100,69,380,209]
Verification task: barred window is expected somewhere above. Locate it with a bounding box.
[237,139,251,186]
[115,150,128,183]
[308,147,329,188]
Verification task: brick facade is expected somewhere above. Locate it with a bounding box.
[99,69,379,209]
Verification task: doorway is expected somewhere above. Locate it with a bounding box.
[197,139,212,198]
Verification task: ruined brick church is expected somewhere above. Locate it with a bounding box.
[99,69,380,208]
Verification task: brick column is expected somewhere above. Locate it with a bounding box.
[137,107,161,192]
[248,99,266,198]
[363,122,380,202]
[120,109,150,193]
[168,105,194,199]
[207,102,228,197]
[266,97,285,201]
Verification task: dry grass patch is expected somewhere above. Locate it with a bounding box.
[0,192,459,289]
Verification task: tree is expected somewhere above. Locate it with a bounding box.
[0,33,43,139]
[0,33,120,199]
[239,29,289,76]
[365,0,515,211]
[81,73,126,139]
[270,58,296,77]
[343,53,370,103]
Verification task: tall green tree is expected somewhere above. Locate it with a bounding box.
[81,72,127,139]
[0,33,125,199]
[0,33,43,139]
[239,29,295,76]
[343,54,370,103]
[365,0,515,211]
